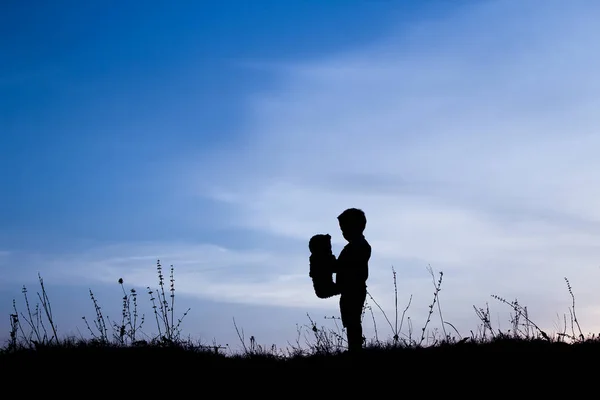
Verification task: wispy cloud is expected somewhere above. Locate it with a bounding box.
[180,0,600,332]
[0,242,342,311]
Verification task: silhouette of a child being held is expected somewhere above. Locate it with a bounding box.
[335,208,371,353]
[308,234,340,299]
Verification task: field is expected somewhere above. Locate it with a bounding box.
[2,261,599,384]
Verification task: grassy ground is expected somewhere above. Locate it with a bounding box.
[2,260,599,380]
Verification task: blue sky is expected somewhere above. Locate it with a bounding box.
[2,0,600,349]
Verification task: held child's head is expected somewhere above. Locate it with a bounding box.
[309,234,332,255]
[337,208,366,242]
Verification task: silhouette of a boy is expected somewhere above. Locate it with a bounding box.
[334,208,371,353]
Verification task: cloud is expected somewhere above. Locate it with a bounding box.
[0,242,345,312]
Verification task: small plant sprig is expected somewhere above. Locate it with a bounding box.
[233,317,283,357]
[36,274,58,344]
[366,266,413,347]
[419,265,443,346]
[473,303,496,340]
[491,294,550,341]
[111,278,145,345]
[8,309,20,351]
[82,289,109,343]
[304,313,345,354]
[564,277,584,341]
[147,260,190,344]
[8,274,59,349]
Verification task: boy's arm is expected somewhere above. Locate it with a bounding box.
[330,254,339,273]
[332,246,348,274]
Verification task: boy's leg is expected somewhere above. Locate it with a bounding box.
[340,289,367,352]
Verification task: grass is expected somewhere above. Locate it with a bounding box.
[2,259,600,377]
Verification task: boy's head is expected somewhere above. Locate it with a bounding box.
[337,208,366,241]
[309,234,332,254]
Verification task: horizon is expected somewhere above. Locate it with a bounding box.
[2,0,600,349]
